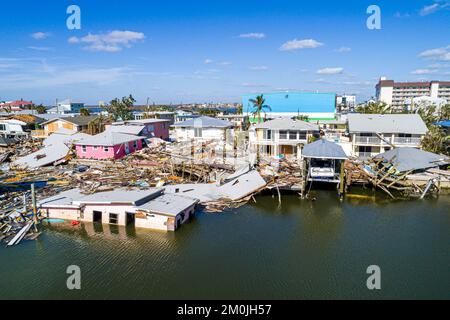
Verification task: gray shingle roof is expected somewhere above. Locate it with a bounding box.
[373,147,449,172]
[302,139,348,159]
[254,118,319,131]
[171,116,233,128]
[347,114,428,134]
[42,115,98,126]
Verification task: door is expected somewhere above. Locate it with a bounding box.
[93,210,102,223]
[125,143,130,154]
[126,212,135,226]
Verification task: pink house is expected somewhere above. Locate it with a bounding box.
[74,131,145,160]
[105,119,170,140]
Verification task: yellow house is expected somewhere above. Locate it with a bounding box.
[32,116,97,138]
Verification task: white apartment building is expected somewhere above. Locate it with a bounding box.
[347,114,428,158]
[336,94,356,111]
[376,77,450,111]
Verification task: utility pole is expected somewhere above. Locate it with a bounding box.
[31,183,38,232]
[56,98,59,114]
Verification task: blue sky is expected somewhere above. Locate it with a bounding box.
[0,0,449,105]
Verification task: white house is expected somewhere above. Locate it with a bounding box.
[248,118,319,159]
[171,116,234,144]
[347,113,428,158]
[38,188,198,231]
[47,100,85,115]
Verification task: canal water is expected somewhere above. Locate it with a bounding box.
[1,190,449,299]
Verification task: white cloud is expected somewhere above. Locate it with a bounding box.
[316,67,344,75]
[28,46,52,51]
[335,46,351,53]
[419,45,450,61]
[218,61,232,66]
[204,59,213,64]
[249,66,268,71]
[238,33,266,39]
[411,68,438,75]
[420,3,440,15]
[241,82,269,88]
[280,39,324,51]
[31,32,51,40]
[419,2,450,16]
[68,30,145,52]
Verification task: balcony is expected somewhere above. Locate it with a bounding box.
[393,137,421,145]
[354,136,388,145]
[31,130,48,138]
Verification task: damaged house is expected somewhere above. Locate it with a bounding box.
[38,188,198,231]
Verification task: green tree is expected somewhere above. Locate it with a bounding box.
[295,115,309,121]
[87,114,109,135]
[199,108,219,116]
[355,101,392,114]
[236,104,243,115]
[79,108,90,116]
[417,105,439,127]
[34,104,47,114]
[421,125,448,155]
[249,95,271,124]
[106,95,135,121]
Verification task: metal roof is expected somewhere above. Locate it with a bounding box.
[136,193,198,216]
[73,131,145,146]
[373,147,449,172]
[302,139,348,159]
[347,114,428,134]
[436,120,450,128]
[106,125,145,136]
[14,143,70,169]
[75,188,161,205]
[171,116,233,128]
[39,188,162,208]
[254,118,319,131]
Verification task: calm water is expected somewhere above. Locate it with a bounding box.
[1,189,449,299]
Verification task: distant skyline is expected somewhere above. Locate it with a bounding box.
[0,0,449,105]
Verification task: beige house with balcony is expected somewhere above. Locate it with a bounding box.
[347,114,428,158]
[249,118,319,159]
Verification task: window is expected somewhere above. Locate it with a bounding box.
[289,131,297,140]
[93,146,98,150]
[133,140,138,149]
[82,145,87,153]
[298,132,307,140]
[194,128,202,137]
[0,124,6,131]
[263,130,272,140]
[104,146,109,152]
[279,131,287,139]
[109,213,119,225]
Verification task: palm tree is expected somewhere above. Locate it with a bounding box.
[79,108,90,116]
[421,125,448,155]
[249,95,271,124]
[355,101,392,114]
